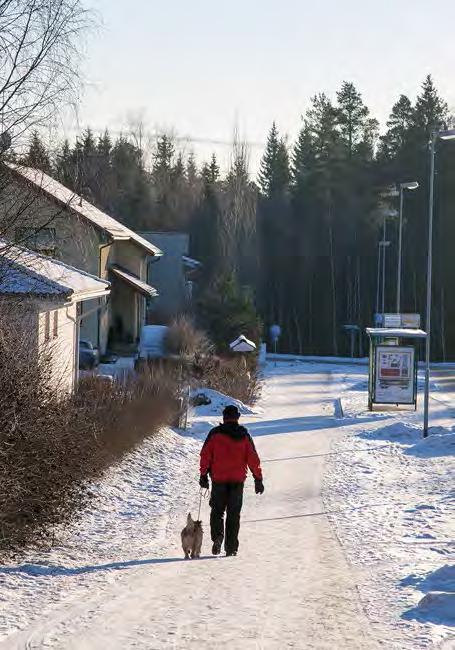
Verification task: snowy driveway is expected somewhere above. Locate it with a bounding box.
[1,364,379,649]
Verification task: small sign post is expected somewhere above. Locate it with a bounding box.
[269,324,281,356]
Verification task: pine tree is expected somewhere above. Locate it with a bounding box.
[336,82,369,158]
[378,95,414,160]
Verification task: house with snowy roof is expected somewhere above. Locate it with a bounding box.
[139,232,202,321]
[0,241,110,392]
[0,163,162,354]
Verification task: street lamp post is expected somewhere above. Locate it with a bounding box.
[397,181,419,313]
[381,217,386,318]
[376,241,381,315]
[376,238,390,320]
[423,128,455,437]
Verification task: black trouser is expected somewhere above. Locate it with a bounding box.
[210,482,244,554]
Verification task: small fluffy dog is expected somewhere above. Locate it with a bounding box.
[181,513,203,559]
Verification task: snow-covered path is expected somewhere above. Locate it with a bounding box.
[2,367,379,649]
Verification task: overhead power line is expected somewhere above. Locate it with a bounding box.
[61,125,266,149]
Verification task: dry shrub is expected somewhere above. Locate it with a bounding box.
[193,354,262,405]
[164,317,262,405]
[0,318,179,556]
[164,315,213,359]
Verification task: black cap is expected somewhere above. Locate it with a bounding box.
[223,404,241,420]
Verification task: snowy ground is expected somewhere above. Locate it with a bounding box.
[323,364,455,649]
[0,360,453,648]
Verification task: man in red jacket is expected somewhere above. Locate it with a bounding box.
[199,404,264,557]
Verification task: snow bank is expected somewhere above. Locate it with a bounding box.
[190,387,258,417]
[408,592,455,626]
[187,387,262,440]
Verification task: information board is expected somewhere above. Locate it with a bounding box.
[375,345,415,404]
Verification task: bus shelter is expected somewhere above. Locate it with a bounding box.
[366,327,427,411]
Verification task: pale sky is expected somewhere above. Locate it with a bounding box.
[72,0,455,173]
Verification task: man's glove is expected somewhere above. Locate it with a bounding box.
[254,478,264,495]
[199,474,209,490]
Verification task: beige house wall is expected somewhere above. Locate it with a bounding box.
[38,302,78,393]
[0,172,150,354]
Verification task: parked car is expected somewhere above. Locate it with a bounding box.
[135,325,168,368]
[79,339,99,370]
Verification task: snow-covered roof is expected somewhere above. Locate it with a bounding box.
[366,328,427,339]
[0,240,110,302]
[230,335,257,352]
[5,163,162,258]
[182,255,202,270]
[110,264,158,298]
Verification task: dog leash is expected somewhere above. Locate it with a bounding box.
[197,488,209,521]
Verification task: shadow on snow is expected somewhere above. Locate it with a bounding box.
[0,555,219,578]
[247,415,387,436]
[401,565,455,626]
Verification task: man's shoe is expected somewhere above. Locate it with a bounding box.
[212,539,222,556]
[226,550,237,557]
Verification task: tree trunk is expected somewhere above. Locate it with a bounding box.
[329,223,338,355]
[293,307,303,354]
[440,286,446,362]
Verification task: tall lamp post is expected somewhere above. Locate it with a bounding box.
[423,128,455,437]
[397,181,419,313]
[376,238,390,316]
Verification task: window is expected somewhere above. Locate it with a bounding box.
[44,312,50,342]
[53,310,58,339]
[15,227,56,256]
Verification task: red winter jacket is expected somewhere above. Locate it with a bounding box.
[200,422,263,483]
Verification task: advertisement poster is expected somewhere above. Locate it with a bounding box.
[375,346,415,404]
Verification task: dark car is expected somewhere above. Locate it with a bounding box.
[79,340,99,370]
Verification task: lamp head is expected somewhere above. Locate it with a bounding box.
[438,129,455,141]
[400,181,419,191]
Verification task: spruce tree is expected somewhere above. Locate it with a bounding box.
[413,75,448,134]
[202,153,220,188]
[258,123,290,199]
[55,139,75,187]
[258,122,280,196]
[187,152,198,187]
[292,124,314,187]
[153,134,174,174]
[24,131,52,173]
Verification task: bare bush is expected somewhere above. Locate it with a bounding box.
[164,316,262,405]
[193,354,262,405]
[0,320,178,556]
[164,315,213,359]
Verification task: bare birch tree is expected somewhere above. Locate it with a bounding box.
[218,127,257,276]
[0,0,91,147]
[0,1,92,258]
